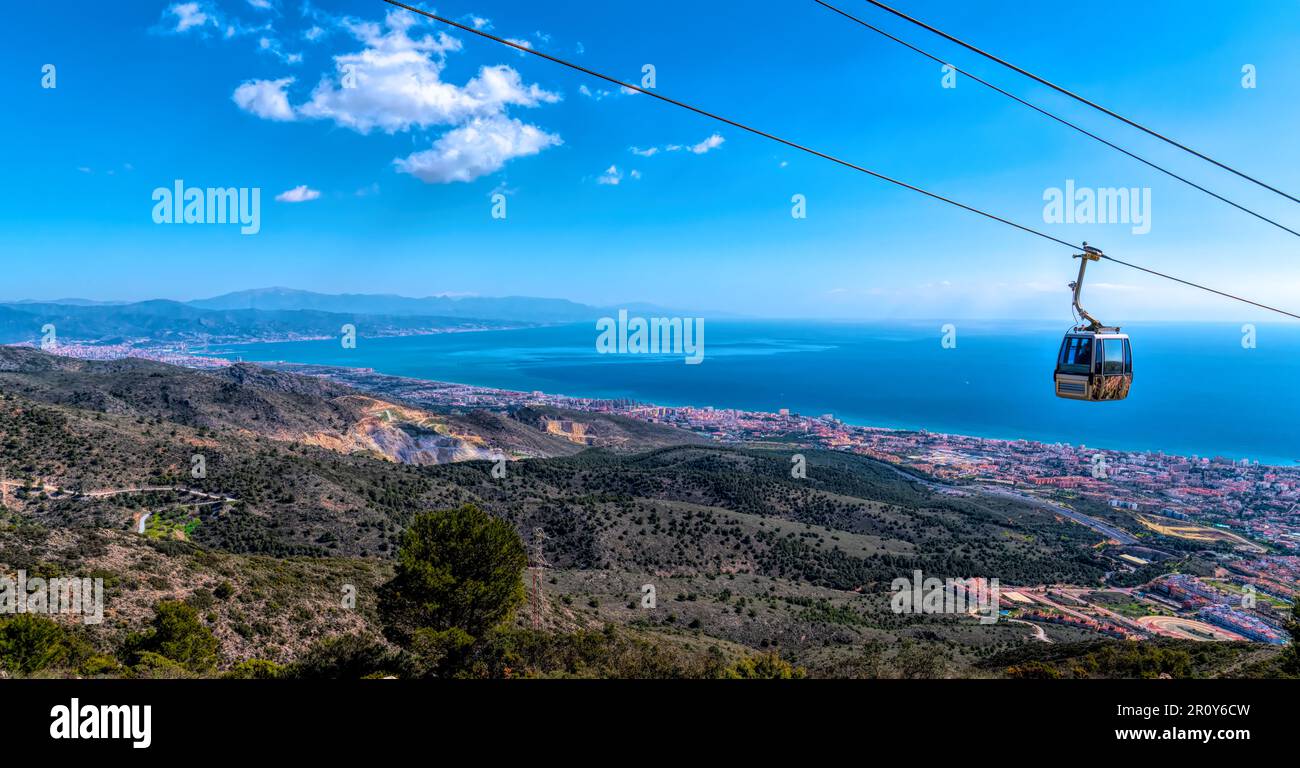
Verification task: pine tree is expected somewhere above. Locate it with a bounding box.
[378,504,527,646]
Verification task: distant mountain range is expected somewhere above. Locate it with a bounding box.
[0,289,689,346]
[188,287,609,323]
[0,300,518,346]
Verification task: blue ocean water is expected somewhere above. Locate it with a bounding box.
[206,321,1300,466]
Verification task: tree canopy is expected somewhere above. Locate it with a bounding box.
[378,504,527,645]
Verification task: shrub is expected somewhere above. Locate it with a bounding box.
[126,600,219,673]
[78,654,123,677]
[406,627,476,678]
[0,615,75,675]
[721,652,806,679]
[285,634,399,679]
[131,651,193,679]
[223,659,285,679]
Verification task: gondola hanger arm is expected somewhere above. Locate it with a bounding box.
[1070,243,1110,332]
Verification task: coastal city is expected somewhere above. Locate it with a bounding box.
[271,361,1297,648]
[14,340,1298,649]
[287,361,1300,551]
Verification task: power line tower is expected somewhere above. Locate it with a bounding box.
[529,527,548,631]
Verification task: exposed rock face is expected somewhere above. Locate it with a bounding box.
[283,396,501,465]
[542,418,597,445]
[346,400,500,464]
[363,423,497,464]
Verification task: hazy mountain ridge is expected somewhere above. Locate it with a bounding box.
[0,289,706,346]
[187,287,608,323]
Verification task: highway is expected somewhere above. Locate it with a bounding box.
[978,486,1140,545]
[864,463,1142,546]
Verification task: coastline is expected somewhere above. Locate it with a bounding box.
[239,355,1299,473]
[5,339,1295,552]
[17,329,1296,468]
[197,343,1299,470]
[187,318,1300,469]
[235,357,1295,551]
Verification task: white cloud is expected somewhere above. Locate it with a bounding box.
[232,77,296,121]
[597,165,623,186]
[224,20,270,39]
[304,25,325,41]
[597,165,641,185]
[257,36,302,64]
[292,12,556,134]
[163,2,216,33]
[234,10,563,183]
[688,133,725,154]
[247,0,273,10]
[275,185,321,202]
[628,133,725,158]
[297,60,557,133]
[394,116,561,184]
[159,1,274,42]
[580,81,639,101]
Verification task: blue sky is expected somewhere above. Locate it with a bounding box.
[4,0,1300,320]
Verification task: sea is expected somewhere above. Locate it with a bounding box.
[202,320,1300,467]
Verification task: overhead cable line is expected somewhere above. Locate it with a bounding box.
[1100,254,1298,320]
[857,0,1300,206]
[813,0,1300,240]
[379,0,1300,321]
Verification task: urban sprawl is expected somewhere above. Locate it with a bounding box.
[30,343,1299,647]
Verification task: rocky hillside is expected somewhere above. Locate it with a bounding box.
[0,347,697,466]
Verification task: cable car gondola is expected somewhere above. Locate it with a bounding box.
[1054,244,1132,401]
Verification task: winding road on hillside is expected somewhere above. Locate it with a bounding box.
[0,480,236,504]
[1006,618,1052,643]
[1,479,237,536]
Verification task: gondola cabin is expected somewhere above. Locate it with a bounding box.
[1054,330,1132,401]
